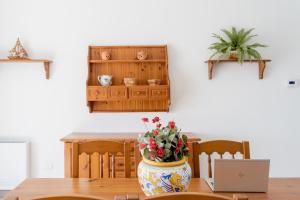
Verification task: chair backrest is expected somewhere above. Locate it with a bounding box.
[193,140,250,178]
[32,196,104,200]
[145,192,235,200]
[71,141,131,178]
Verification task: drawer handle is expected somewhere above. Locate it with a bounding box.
[136,91,141,95]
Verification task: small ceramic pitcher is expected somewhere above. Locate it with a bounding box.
[98,75,112,86]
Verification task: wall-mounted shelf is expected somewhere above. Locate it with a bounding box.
[205,59,271,80]
[87,45,170,112]
[0,58,52,79]
[89,59,166,63]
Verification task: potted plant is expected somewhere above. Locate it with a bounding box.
[209,27,267,63]
[137,116,191,196]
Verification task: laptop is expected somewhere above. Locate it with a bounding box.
[206,159,270,192]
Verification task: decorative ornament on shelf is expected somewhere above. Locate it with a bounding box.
[137,116,191,196]
[97,75,112,86]
[101,51,111,60]
[137,50,148,60]
[209,27,267,63]
[8,38,29,59]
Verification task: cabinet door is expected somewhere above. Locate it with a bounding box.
[129,86,148,100]
[109,86,127,100]
[87,87,108,101]
[149,86,169,99]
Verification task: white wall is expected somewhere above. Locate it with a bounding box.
[0,0,299,177]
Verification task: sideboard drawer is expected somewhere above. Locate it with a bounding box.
[109,86,127,100]
[149,86,169,99]
[87,87,108,101]
[129,86,148,100]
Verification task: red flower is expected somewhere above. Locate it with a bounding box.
[149,153,156,161]
[156,123,162,128]
[169,121,175,129]
[175,147,180,154]
[142,117,149,122]
[157,148,165,158]
[153,130,159,136]
[152,116,160,123]
[140,143,146,149]
[177,138,183,148]
[149,137,157,150]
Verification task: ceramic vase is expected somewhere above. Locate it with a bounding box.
[101,51,111,60]
[137,50,148,60]
[138,157,192,196]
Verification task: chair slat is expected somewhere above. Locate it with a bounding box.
[71,141,132,178]
[193,140,250,178]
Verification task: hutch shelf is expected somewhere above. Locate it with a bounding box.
[205,59,271,80]
[0,58,52,79]
[86,45,170,112]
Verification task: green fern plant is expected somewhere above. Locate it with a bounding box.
[209,27,267,63]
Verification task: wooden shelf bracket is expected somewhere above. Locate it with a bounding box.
[0,58,52,80]
[44,61,50,79]
[205,59,271,80]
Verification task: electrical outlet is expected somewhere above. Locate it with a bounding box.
[43,163,54,170]
[286,79,298,88]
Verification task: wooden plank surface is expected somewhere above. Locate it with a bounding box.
[60,132,200,142]
[3,178,300,200]
[205,59,271,63]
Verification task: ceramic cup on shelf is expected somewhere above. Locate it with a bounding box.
[124,77,137,86]
[98,75,112,86]
[101,51,111,60]
[137,50,148,60]
[148,79,161,86]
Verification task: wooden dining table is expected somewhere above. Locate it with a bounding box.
[3,178,300,200]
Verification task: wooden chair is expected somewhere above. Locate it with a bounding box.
[145,192,248,200]
[32,196,104,200]
[193,140,250,178]
[71,141,131,178]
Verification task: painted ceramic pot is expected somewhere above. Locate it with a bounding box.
[97,75,112,86]
[137,50,148,60]
[101,51,111,60]
[138,157,192,196]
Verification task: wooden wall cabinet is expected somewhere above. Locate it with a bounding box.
[86,45,170,112]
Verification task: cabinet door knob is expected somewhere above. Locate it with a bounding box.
[136,91,141,95]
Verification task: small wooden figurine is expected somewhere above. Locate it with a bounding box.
[8,38,29,59]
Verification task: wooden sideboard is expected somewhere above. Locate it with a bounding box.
[61,132,201,178]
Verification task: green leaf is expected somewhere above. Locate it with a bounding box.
[165,143,171,150]
[143,148,150,158]
[169,133,175,142]
[247,43,267,48]
[182,134,188,144]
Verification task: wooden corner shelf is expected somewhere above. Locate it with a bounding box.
[86,45,170,112]
[205,59,271,80]
[0,58,52,79]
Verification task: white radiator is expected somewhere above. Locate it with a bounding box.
[0,141,29,190]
